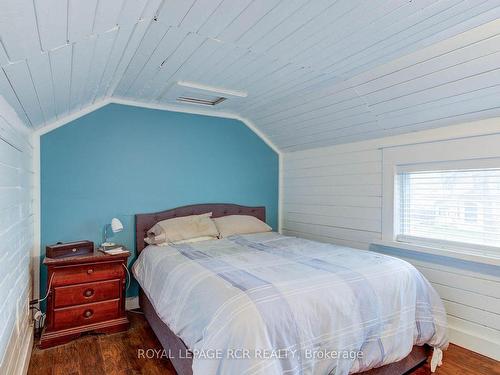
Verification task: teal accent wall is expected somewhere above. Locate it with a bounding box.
[41,103,279,300]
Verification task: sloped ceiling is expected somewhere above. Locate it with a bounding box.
[1,0,500,151]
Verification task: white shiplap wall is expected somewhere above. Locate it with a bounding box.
[284,147,382,249]
[0,97,34,374]
[282,118,500,360]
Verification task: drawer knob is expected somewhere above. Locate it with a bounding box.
[83,309,93,318]
[71,248,77,253]
[87,268,94,274]
[83,288,94,298]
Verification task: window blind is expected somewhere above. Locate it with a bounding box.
[397,168,500,249]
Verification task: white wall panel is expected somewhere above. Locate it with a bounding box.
[185,41,239,84]
[157,0,197,27]
[284,194,381,209]
[283,229,372,252]
[249,0,333,54]
[0,0,40,61]
[364,52,500,110]
[3,1,500,148]
[127,27,191,98]
[351,26,500,94]
[48,45,72,118]
[201,46,251,86]
[68,0,99,42]
[114,20,170,96]
[27,53,56,124]
[225,61,296,95]
[105,19,151,96]
[140,0,164,20]
[119,0,149,25]
[34,0,68,51]
[149,32,206,101]
[95,24,138,101]
[282,121,500,359]
[69,36,97,112]
[283,220,380,249]
[285,160,381,179]
[3,61,45,126]
[216,0,281,43]
[280,121,382,151]
[285,212,380,233]
[0,98,33,375]
[236,0,309,47]
[285,203,380,222]
[272,112,377,143]
[93,0,126,34]
[158,37,222,91]
[179,0,224,32]
[289,0,398,67]
[0,71,30,127]
[260,94,367,131]
[0,46,9,66]
[264,0,364,60]
[197,0,253,38]
[297,0,431,73]
[285,183,382,198]
[81,30,117,107]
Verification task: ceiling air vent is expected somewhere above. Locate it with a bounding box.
[176,96,227,106]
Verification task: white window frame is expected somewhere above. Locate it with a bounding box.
[379,133,500,266]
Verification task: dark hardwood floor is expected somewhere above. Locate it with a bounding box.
[28,312,499,375]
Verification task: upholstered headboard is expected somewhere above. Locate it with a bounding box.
[135,203,266,254]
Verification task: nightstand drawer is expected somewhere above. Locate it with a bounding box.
[53,299,121,330]
[54,280,121,308]
[52,263,124,286]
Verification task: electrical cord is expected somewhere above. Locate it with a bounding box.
[121,263,145,314]
[122,263,131,291]
[38,273,55,303]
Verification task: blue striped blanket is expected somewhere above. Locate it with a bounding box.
[133,232,447,375]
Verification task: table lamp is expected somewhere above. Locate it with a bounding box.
[102,218,123,248]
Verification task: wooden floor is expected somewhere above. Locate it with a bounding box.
[28,312,499,375]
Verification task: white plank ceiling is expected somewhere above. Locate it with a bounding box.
[1,0,500,151]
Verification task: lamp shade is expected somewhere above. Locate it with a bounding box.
[110,218,123,233]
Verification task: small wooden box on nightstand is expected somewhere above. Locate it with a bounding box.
[40,250,130,348]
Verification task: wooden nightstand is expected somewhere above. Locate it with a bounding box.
[40,250,130,348]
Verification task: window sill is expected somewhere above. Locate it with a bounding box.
[371,239,500,266]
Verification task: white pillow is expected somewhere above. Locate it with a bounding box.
[213,215,271,238]
[172,236,217,245]
[146,212,219,245]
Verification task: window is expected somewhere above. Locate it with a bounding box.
[396,168,500,249]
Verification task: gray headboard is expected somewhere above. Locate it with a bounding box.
[135,203,266,253]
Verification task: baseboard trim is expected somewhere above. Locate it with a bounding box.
[125,296,140,310]
[19,324,33,375]
[448,324,500,360]
[0,320,34,375]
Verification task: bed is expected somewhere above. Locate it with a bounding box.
[133,204,448,375]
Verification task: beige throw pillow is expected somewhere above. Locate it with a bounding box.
[171,236,216,245]
[146,212,219,244]
[213,215,271,238]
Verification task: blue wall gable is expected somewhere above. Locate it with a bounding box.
[41,103,279,297]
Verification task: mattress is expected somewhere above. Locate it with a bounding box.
[132,232,448,375]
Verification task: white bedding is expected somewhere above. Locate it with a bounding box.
[132,232,448,375]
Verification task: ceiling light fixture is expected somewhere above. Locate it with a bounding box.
[176,96,227,106]
[177,81,247,98]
